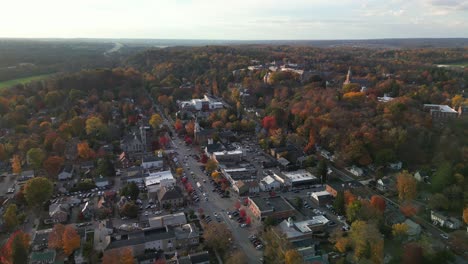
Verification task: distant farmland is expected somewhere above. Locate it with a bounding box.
[0,74,53,90]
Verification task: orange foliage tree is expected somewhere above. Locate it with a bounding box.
[77,141,94,160]
[344,190,356,206]
[43,156,65,178]
[48,224,65,249]
[370,195,386,213]
[396,171,417,201]
[400,203,418,217]
[464,207,468,224]
[63,225,81,256]
[102,247,135,264]
[11,155,21,174]
[0,230,30,264]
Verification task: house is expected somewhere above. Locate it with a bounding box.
[49,203,70,223]
[212,149,244,163]
[431,211,462,229]
[377,178,391,192]
[118,152,131,169]
[95,175,110,188]
[404,219,421,237]
[347,166,364,177]
[423,104,458,124]
[80,161,95,171]
[233,181,249,196]
[248,181,260,194]
[148,212,187,228]
[157,186,184,208]
[388,161,403,170]
[141,154,164,169]
[414,171,429,183]
[259,175,281,191]
[145,170,176,195]
[174,223,200,249]
[248,196,296,221]
[58,164,74,180]
[177,251,210,264]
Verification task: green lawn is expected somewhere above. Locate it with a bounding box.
[0,74,54,90]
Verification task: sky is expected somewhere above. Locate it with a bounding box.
[1,0,467,40]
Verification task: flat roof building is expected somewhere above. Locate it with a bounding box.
[248,196,296,221]
[282,170,319,187]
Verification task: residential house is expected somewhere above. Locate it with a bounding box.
[49,203,70,223]
[121,133,144,153]
[325,181,362,197]
[388,161,403,170]
[249,181,260,194]
[149,212,187,228]
[58,164,74,180]
[79,161,95,172]
[174,223,200,249]
[118,152,131,169]
[177,251,210,264]
[423,104,458,124]
[157,186,184,208]
[431,211,462,229]
[404,219,422,237]
[347,166,364,177]
[414,171,429,183]
[259,175,281,191]
[18,170,35,182]
[95,175,110,188]
[377,178,391,192]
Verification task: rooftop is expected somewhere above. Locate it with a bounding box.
[145,170,174,186]
[294,216,330,233]
[424,104,457,113]
[283,170,317,182]
[250,196,295,213]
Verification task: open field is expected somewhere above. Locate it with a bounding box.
[0,74,54,90]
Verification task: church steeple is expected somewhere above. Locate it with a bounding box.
[344,67,352,85]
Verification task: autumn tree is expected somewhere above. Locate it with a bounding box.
[120,182,140,200]
[392,223,409,240]
[11,155,21,174]
[185,121,195,136]
[203,223,232,254]
[43,156,65,178]
[0,144,7,161]
[63,225,81,256]
[211,171,219,180]
[102,247,135,264]
[317,159,328,184]
[346,200,362,223]
[174,119,183,131]
[400,203,418,217]
[77,141,94,160]
[26,148,45,170]
[48,224,65,249]
[11,233,28,264]
[348,221,384,263]
[0,231,30,264]
[149,114,163,130]
[24,177,53,208]
[3,204,19,231]
[396,171,417,201]
[284,250,303,264]
[70,116,85,137]
[176,168,183,177]
[370,195,386,213]
[205,158,218,173]
[85,116,106,135]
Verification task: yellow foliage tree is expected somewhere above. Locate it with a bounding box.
[149,114,163,130]
[284,250,303,264]
[396,171,417,201]
[63,225,81,256]
[211,171,219,180]
[85,116,105,135]
[176,168,183,177]
[335,237,349,253]
[392,223,409,239]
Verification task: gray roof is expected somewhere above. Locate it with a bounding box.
[157,186,183,202]
[107,227,175,250]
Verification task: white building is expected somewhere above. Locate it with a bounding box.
[282,170,319,187]
[144,170,176,193]
[212,149,244,163]
[347,166,364,177]
[259,175,281,191]
[141,154,164,169]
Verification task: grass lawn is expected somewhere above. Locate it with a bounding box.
[0,74,54,90]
